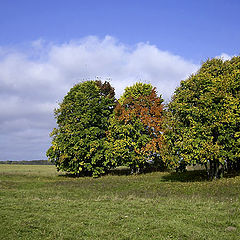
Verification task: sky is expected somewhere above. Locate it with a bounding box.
[0,0,239,161]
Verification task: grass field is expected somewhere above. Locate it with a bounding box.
[0,165,239,240]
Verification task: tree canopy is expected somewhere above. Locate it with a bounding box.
[46,80,116,177]
[162,56,240,179]
[106,82,164,173]
[46,56,240,179]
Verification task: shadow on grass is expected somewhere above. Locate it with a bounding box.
[161,170,209,182]
[57,166,161,178]
[108,167,131,176]
[57,167,132,178]
[58,168,240,181]
[58,173,81,178]
[162,170,240,182]
[224,171,240,178]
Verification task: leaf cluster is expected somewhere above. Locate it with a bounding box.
[46,80,116,177]
[106,83,165,173]
[47,81,165,177]
[162,56,240,179]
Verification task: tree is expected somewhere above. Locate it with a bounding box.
[118,82,153,104]
[106,82,165,173]
[46,80,116,177]
[162,56,240,179]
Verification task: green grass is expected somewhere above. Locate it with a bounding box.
[0,165,239,240]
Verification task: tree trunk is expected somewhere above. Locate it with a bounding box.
[205,162,209,178]
[209,160,213,180]
[208,160,221,180]
[213,161,219,179]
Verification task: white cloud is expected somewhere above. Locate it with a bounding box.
[0,36,199,160]
[216,53,233,61]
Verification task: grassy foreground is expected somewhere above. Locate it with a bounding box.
[0,165,239,240]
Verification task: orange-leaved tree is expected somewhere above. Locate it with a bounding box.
[106,82,165,173]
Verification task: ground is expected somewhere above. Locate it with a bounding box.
[0,164,239,239]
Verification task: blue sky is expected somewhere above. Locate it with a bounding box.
[1,0,239,61]
[0,0,239,161]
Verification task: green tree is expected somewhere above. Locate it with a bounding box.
[106,82,164,173]
[162,56,240,179]
[118,82,153,104]
[46,80,116,177]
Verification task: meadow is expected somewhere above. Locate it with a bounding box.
[0,164,239,240]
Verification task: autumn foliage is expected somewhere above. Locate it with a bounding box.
[106,83,165,173]
[47,56,240,179]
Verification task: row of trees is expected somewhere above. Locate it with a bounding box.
[47,56,240,179]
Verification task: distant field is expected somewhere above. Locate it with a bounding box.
[0,165,239,240]
[0,160,53,165]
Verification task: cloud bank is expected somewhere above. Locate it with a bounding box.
[0,36,199,160]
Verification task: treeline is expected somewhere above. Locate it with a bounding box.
[0,160,53,165]
[47,56,240,179]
